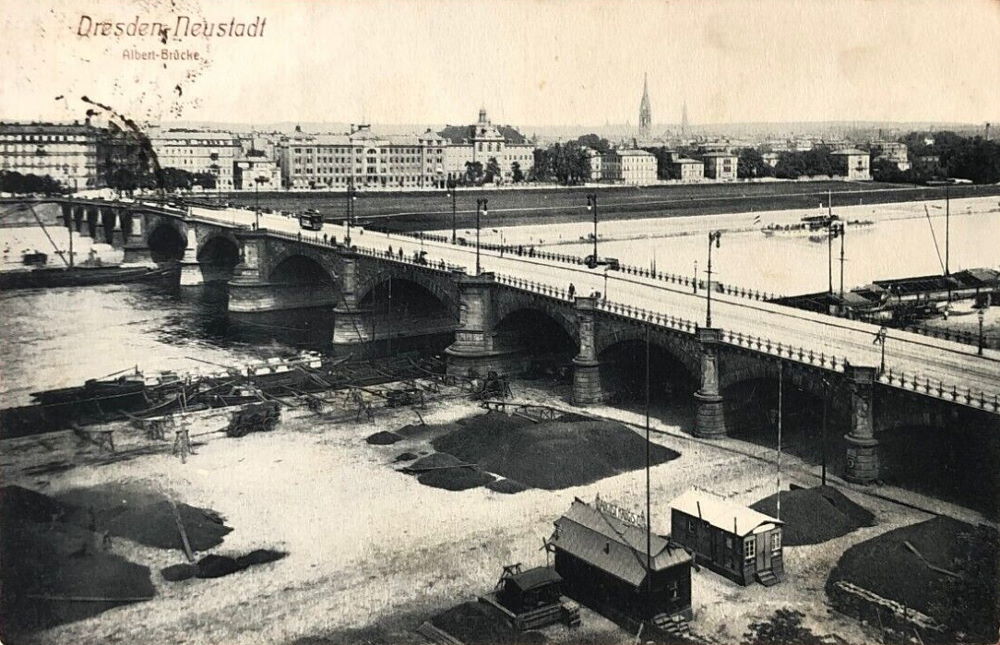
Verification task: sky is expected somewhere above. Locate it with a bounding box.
[2,0,999,129]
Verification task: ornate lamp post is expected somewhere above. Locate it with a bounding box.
[586,193,598,267]
[446,179,458,244]
[345,178,357,246]
[475,198,488,275]
[705,231,722,327]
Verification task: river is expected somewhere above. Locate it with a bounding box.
[1,195,997,408]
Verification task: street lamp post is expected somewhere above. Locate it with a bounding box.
[705,231,722,327]
[820,377,830,486]
[346,178,357,246]
[475,198,488,275]
[446,179,457,244]
[875,326,888,375]
[586,193,598,267]
[828,221,843,295]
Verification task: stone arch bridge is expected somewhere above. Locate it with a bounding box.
[8,197,998,486]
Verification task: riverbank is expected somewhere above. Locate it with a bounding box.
[3,378,994,645]
[217,181,1000,233]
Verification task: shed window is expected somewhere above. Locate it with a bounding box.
[744,538,755,561]
[687,519,695,532]
[771,532,781,552]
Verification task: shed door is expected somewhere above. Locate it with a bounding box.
[756,533,766,572]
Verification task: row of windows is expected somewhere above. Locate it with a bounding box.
[290,146,443,155]
[0,134,95,143]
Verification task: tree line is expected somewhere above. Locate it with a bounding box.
[0,171,67,195]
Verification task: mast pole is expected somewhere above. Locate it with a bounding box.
[644,324,652,621]
[777,361,783,521]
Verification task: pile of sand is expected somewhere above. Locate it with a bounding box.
[0,486,155,638]
[432,412,680,490]
[55,482,231,551]
[366,431,403,445]
[486,478,531,494]
[161,549,288,581]
[826,516,997,623]
[405,452,495,491]
[430,601,519,645]
[751,485,875,545]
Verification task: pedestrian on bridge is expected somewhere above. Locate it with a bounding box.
[568,283,576,298]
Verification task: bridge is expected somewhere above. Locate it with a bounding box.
[7,195,1000,486]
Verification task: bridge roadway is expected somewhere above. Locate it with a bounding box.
[192,203,1000,402]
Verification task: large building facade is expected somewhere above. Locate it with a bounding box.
[278,126,447,190]
[148,130,240,191]
[602,149,657,185]
[440,109,534,184]
[0,121,103,190]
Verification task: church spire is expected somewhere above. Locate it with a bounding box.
[639,73,652,134]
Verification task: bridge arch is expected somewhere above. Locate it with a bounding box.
[357,269,457,315]
[270,253,337,286]
[494,307,579,367]
[147,223,187,261]
[596,331,699,409]
[197,234,241,267]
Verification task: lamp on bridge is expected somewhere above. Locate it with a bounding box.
[446,179,458,244]
[586,193,598,268]
[346,178,358,247]
[476,198,488,275]
[705,230,722,328]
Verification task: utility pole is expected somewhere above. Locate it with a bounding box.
[820,377,829,486]
[945,182,950,275]
[838,222,846,298]
[706,231,722,327]
[827,190,834,294]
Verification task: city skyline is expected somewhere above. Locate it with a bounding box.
[2,0,999,129]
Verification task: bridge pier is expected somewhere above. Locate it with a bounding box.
[332,251,373,347]
[445,272,517,377]
[86,207,99,240]
[844,365,879,484]
[60,204,72,230]
[73,205,84,234]
[572,296,604,405]
[100,207,118,245]
[693,327,727,438]
[179,229,204,286]
[122,211,153,264]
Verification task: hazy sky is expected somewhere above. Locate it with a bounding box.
[2,0,999,128]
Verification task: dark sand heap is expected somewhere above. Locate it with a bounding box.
[751,485,876,545]
[405,452,495,491]
[487,478,532,494]
[161,549,287,581]
[0,485,155,637]
[432,412,680,490]
[55,482,231,551]
[430,601,520,645]
[826,516,999,641]
[366,430,404,445]
[393,452,418,462]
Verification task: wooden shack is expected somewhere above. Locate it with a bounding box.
[549,498,693,633]
[669,489,784,586]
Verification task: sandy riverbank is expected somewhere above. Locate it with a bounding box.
[2,380,993,645]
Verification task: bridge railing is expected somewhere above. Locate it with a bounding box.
[720,329,849,373]
[390,229,781,302]
[903,323,999,350]
[495,276,1000,413]
[877,369,1000,413]
[493,273,574,302]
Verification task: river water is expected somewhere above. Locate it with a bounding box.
[1,196,997,408]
